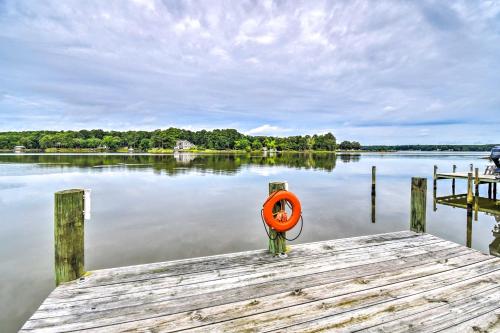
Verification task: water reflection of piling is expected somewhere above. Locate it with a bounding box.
[474,168,480,221]
[433,165,437,212]
[410,177,426,233]
[371,166,376,223]
[490,218,500,256]
[466,172,474,248]
[452,164,456,195]
[466,207,472,248]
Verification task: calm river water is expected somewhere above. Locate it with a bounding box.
[0,152,498,331]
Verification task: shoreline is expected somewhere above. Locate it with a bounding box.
[0,149,491,155]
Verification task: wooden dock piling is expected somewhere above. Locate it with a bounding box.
[371,166,376,223]
[474,168,480,221]
[268,182,287,255]
[466,172,473,206]
[474,168,480,196]
[410,177,426,233]
[54,189,85,286]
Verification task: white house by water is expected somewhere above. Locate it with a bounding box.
[174,140,195,150]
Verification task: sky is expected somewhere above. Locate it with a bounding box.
[0,0,499,144]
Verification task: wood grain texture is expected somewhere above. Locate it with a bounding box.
[21,232,500,332]
[54,189,85,286]
[410,178,426,233]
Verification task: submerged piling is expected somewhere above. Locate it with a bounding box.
[54,189,85,286]
[410,177,427,233]
[371,166,376,223]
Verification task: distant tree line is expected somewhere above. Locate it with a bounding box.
[338,141,361,150]
[362,144,498,152]
[0,129,338,151]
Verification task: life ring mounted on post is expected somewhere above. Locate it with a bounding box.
[262,190,302,233]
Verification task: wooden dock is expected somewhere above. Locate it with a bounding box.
[21,231,500,332]
[436,172,499,184]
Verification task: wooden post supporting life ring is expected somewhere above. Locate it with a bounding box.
[267,182,286,255]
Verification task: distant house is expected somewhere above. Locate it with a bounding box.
[174,140,195,150]
[13,145,26,153]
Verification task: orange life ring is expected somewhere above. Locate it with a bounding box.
[262,190,302,232]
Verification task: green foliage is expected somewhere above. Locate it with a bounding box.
[234,138,251,151]
[0,129,341,152]
[338,140,361,150]
[339,140,352,150]
[362,144,498,152]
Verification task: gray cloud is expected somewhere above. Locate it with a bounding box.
[0,0,499,143]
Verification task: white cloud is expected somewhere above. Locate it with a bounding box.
[174,17,201,34]
[131,0,155,12]
[210,47,230,60]
[246,124,292,136]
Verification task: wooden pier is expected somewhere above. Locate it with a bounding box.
[21,231,500,332]
[436,171,499,184]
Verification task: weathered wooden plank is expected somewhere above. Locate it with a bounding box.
[438,308,500,333]
[30,251,492,333]
[436,172,499,183]
[21,232,500,333]
[41,238,450,306]
[46,235,441,301]
[357,297,500,333]
[48,234,439,301]
[25,243,469,330]
[268,271,500,333]
[61,231,421,289]
[174,259,500,333]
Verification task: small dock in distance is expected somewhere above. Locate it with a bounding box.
[21,231,500,332]
[436,171,499,184]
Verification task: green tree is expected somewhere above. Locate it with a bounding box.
[351,141,361,150]
[139,138,152,151]
[86,138,102,148]
[251,139,263,150]
[102,136,121,150]
[339,140,352,150]
[234,138,251,151]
